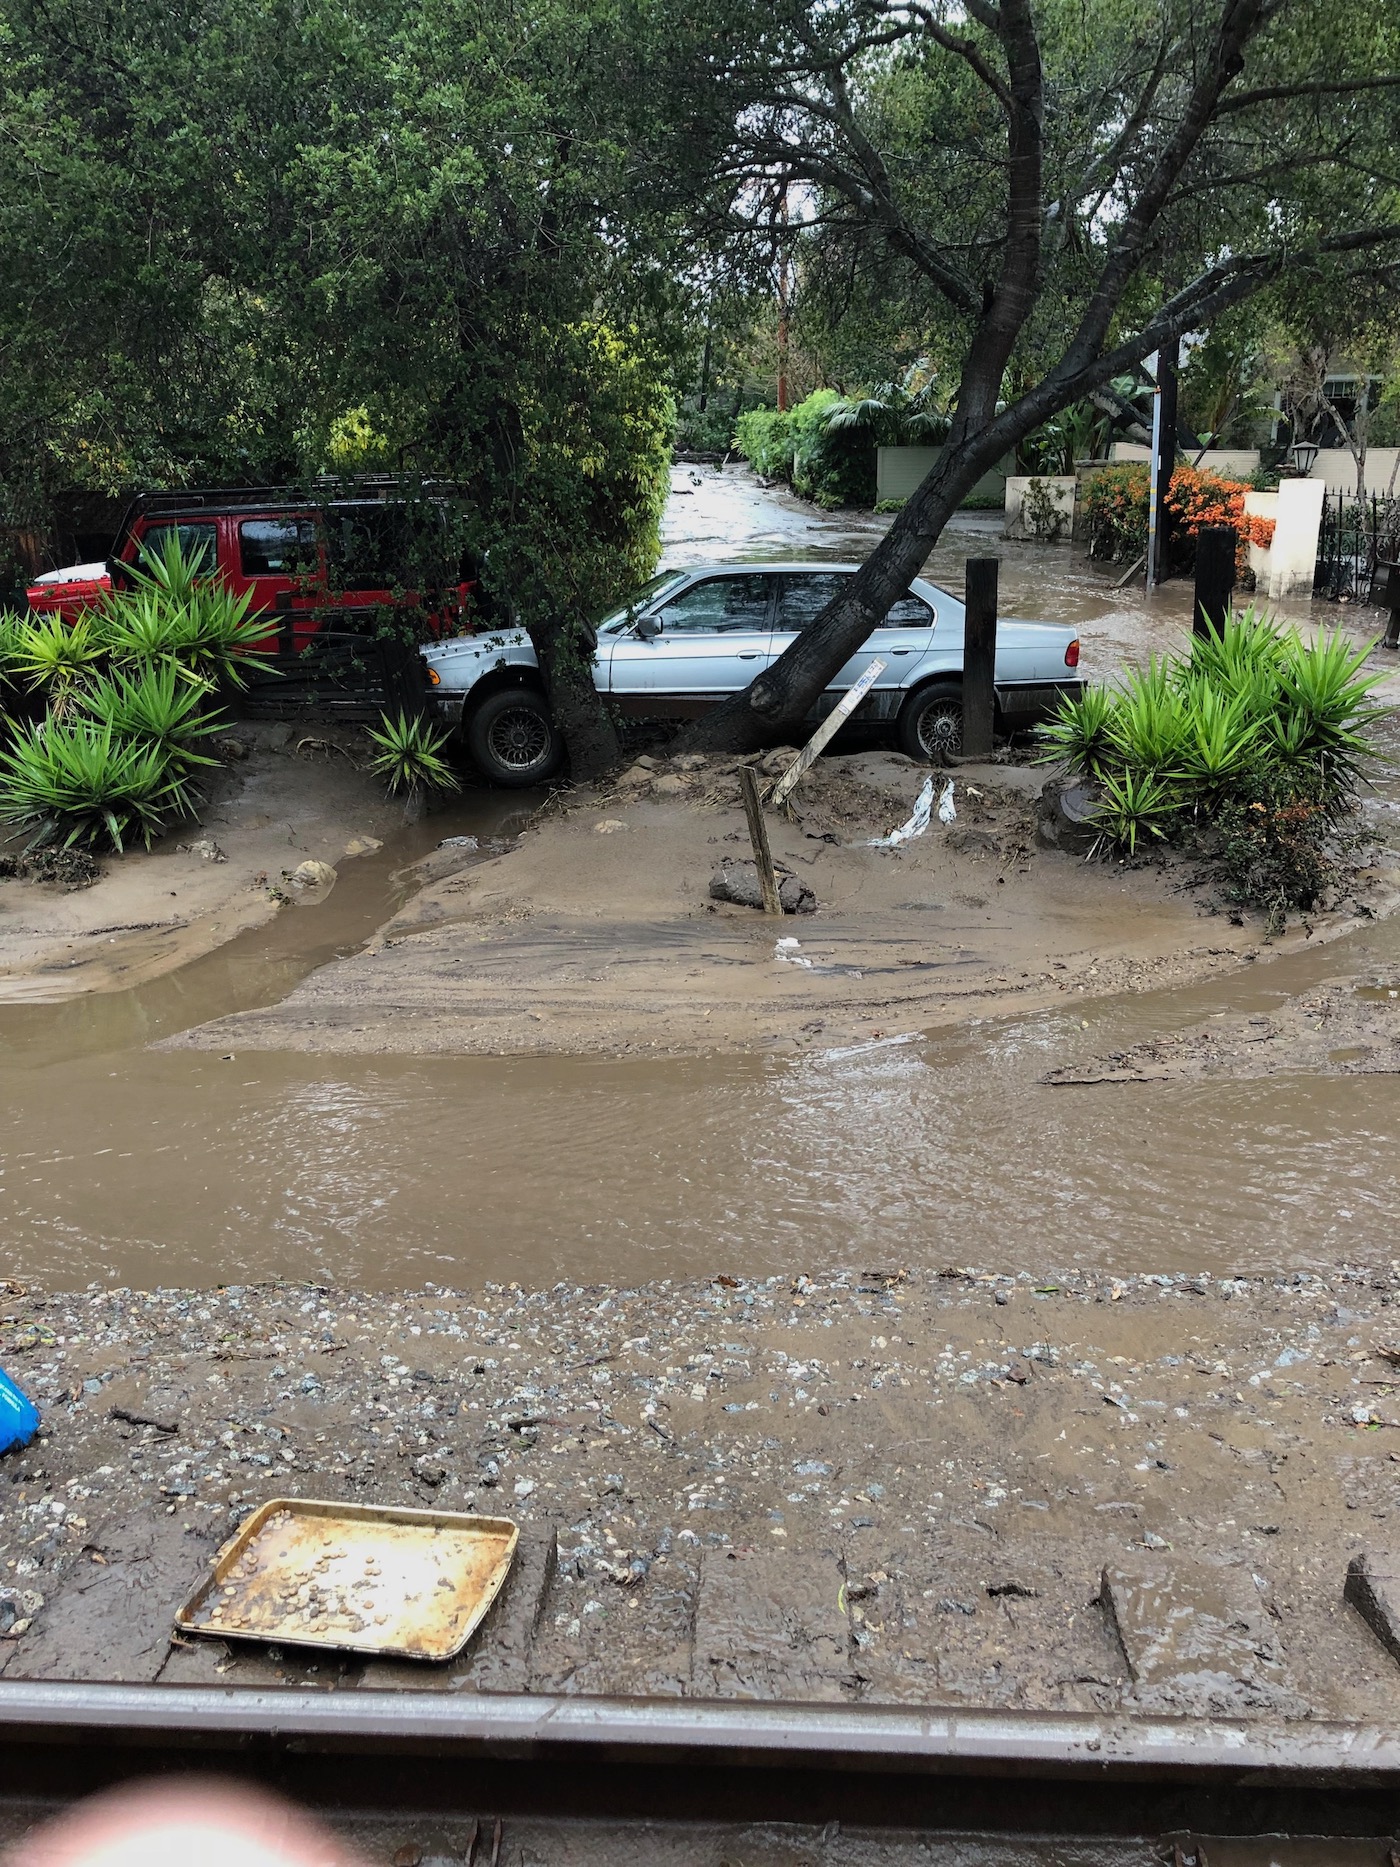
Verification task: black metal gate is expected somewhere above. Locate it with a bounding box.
[1314,489,1400,604]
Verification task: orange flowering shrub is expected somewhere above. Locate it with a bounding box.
[1085,462,1272,572]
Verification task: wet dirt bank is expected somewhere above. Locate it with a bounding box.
[4,1265,1400,1726]
[158,746,1400,1063]
[0,724,414,1003]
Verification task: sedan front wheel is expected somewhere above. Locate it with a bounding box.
[465,687,565,788]
[896,682,964,765]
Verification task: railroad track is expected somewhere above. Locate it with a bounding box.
[3,1682,1400,1861]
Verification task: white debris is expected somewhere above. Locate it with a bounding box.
[937,779,957,824]
[774,938,815,969]
[868,777,936,847]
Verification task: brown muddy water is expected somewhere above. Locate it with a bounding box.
[3,472,1396,1295]
[3,812,1400,1292]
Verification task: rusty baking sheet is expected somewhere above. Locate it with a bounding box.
[175,1497,518,1662]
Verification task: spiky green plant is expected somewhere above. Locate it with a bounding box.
[1090,768,1179,857]
[365,711,461,797]
[1186,607,1287,695]
[1035,684,1119,778]
[1105,659,1190,776]
[0,719,189,851]
[1176,681,1262,801]
[7,613,105,704]
[1274,628,1386,796]
[97,534,275,687]
[78,663,223,774]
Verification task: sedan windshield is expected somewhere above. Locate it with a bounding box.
[594,571,687,632]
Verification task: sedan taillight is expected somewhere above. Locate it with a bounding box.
[1065,638,1080,668]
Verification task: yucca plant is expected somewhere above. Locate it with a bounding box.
[365,710,461,797]
[1035,684,1120,778]
[78,663,223,775]
[97,534,276,687]
[1187,607,1286,695]
[1090,767,1179,857]
[0,719,189,851]
[1176,682,1262,803]
[7,613,105,707]
[1105,659,1190,777]
[1274,629,1386,797]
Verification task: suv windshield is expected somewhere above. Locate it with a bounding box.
[594,571,687,633]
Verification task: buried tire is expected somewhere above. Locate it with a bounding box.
[896,681,964,764]
[465,686,564,788]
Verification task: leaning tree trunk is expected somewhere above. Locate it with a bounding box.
[528,610,622,781]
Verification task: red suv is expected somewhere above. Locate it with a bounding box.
[27,486,477,651]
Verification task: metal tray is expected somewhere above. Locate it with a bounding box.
[175,1497,518,1662]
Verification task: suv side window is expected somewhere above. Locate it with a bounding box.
[239,519,317,577]
[137,522,218,572]
[657,574,773,633]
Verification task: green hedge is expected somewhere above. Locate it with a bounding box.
[733,390,876,508]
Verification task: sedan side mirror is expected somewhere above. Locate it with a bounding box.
[635,614,662,640]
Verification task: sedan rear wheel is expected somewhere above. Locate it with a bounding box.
[896,682,964,765]
[466,686,564,788]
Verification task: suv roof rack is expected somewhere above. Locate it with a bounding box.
[128,477,458,512]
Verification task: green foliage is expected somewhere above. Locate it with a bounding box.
[7,614,104,699]
[78,663,223,773]
[1036,610,1385,919]
[790,389,874,508]
[1082,464,1151,560]
[0,719,187,851]
[1215,769,1336,933]
[365,711,462,798]
[1037,685,1118,779]
[733,407,793,479]
[101,535,274,688]
[1021,477,1067,542]
[1091,768,1178,858]
[733,389,877,506]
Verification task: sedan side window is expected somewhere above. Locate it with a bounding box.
[884,593,935,627]
[658,575,772,633]
[777,573,849,632]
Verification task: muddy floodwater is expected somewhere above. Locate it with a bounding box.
[4,822,1400,1291]
[4,468,1398,1295]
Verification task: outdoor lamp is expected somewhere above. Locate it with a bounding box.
[1289,438,1320,475]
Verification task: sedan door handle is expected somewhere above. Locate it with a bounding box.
[890,648,911,655]
[738,652,760,659]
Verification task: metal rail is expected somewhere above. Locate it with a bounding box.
[1,1679,1398,1781]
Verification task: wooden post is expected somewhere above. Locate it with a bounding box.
[962,557,998,761]
[739,765,783,915]
[1193,527,1236,638]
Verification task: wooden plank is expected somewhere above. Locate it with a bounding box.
[738,765,783,916]
[769,658,886,808]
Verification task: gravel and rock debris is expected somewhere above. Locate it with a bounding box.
[4,1265,1400,1716]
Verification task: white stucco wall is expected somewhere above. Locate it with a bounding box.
[1304,448,1400,495]
[1003,476,1076,540]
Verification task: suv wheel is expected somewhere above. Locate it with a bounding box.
[896,682,964,764]
[466,687,564,788]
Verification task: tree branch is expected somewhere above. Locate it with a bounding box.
[1218,73,1400,114]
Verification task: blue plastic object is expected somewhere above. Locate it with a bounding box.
[0,1365,39,1455]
